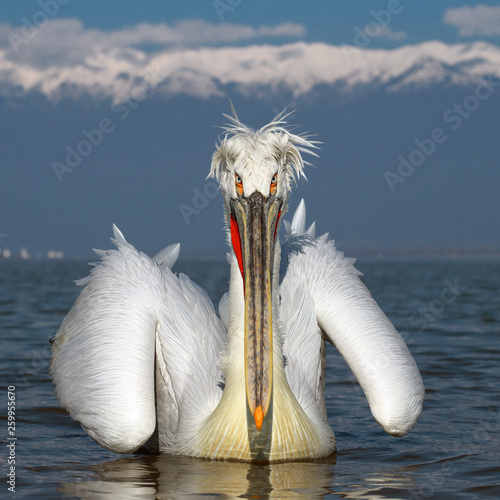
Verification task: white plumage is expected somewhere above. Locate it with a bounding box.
[51,111,424,461]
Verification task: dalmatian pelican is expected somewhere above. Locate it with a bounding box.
[50,111,424,462]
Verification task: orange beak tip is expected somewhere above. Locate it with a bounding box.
[254,405,264,431]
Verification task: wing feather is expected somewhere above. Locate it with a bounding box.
[156,272,226,447]
[281,201,424,436]
[51,234,163,452]
[280,279,326,423]
[51,228,226,454]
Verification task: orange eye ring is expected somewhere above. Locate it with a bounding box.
[235,174,243,195]
[270,173,278,195]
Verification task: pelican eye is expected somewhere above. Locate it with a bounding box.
[235,174,243,195]
[270,173,278,195]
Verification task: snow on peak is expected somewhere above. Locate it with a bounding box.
[1,19,499,102]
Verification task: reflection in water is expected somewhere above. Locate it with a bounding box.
[57,453,415,499]
[57,454,336,499]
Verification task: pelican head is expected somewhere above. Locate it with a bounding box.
[209,111,318,451]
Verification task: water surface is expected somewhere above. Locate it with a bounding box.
[1,258,499,499]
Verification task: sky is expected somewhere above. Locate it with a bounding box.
[2,0,500,47]
[1,1,500,258]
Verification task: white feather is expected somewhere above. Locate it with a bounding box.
[291,198,306,234]
[51,228,226,454]
[281,204,424,436]
[281,278,328,429]
[51,232,160,452]
[153,243,181,270]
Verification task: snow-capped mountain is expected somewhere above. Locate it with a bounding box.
[2,18,500,102]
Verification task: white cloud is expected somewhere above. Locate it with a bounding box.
[364,25,407,40]
[100,20,305,47]
[1,18,305,76]
[444,4,500,36]
[2,19,304,59]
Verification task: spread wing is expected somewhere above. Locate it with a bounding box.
[50,226,226,453]
[280,200,424,436]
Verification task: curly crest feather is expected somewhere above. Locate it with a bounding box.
[209,110,319,194]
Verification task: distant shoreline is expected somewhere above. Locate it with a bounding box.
[1,248,500,262]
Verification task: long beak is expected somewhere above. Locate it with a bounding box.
[230,192,281,434]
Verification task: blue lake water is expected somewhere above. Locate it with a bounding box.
[1,257,499,499]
